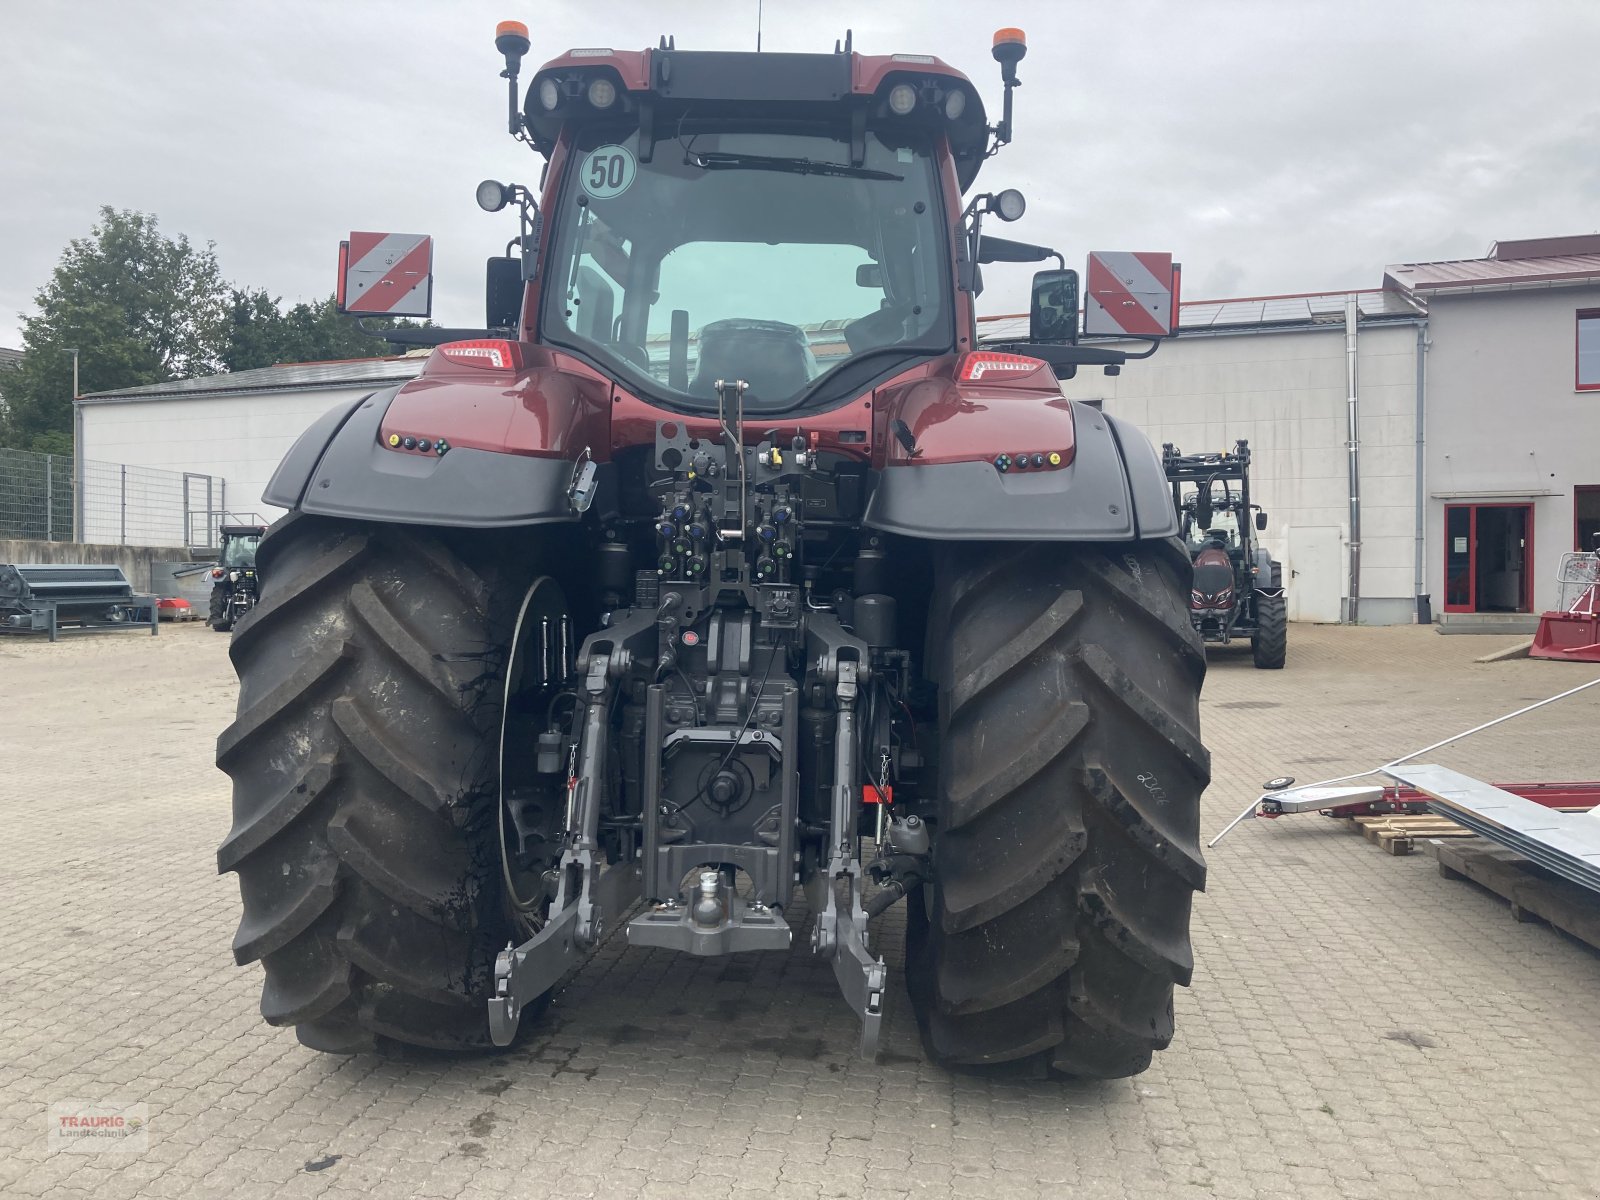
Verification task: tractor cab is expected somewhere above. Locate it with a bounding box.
[337,25,1183,411]
[480,30,1022,418]
[218,525,263,569]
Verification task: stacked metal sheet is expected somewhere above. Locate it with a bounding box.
[1389,764,1600,894]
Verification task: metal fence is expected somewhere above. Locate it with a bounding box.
[0,445,225,549]
[0,448,73,542]
[1555,551,1600,615]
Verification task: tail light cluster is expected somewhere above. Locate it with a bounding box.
[958,351,1047,382]
[435,339,524,371]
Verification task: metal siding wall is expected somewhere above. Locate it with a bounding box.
[1058,323,1421,623]
[80,385,379,522]
[1423,285,1600,614]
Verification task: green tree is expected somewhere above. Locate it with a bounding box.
[0,208,229,451]
[222,291,416,372]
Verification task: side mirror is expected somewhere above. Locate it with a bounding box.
[1255,510,1268,531]
[1028,268,1079,345]
[1083,251,1179,338]
[486,257,522,330]
[336,232,434,318]
[855,264,884,288]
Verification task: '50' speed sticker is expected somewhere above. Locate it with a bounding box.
[580,145,636,199]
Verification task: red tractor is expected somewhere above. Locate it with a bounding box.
[1163,441,1287,669]
[217,23,1208,1079]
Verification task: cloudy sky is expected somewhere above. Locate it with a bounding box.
[2,0,1597,352]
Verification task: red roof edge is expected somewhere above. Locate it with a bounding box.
[1491,234,1600,261]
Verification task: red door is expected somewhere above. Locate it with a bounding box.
[1444,504,1534,613]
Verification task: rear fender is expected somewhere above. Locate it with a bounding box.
[263,380,598,528]
[1252,548,1284,595]
[863,395,1179,541]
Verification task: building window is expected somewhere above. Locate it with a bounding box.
[1577,486,1600,552]
[1580,309,1600,391]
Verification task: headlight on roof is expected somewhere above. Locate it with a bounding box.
[888,83,918,115]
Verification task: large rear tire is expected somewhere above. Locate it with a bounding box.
[1251,593,1287,669]
[217,514,539,1053]
[907,540,1209,1079]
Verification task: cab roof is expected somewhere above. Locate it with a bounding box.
[523,46,992,190]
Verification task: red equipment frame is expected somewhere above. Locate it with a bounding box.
[1307,781,1600,819]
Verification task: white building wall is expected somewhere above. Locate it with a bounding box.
[78,384,381,540]
[1423,284,1600,615]
[1056,321,1423,624]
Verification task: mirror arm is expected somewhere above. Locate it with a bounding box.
[518,201,543,283]
[957,202,984,294]
[953,197,979,294]
[991,339,1161,367]
[356,323,491,347]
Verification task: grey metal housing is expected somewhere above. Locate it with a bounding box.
[263,387,578,528]
[863,407,1179,542]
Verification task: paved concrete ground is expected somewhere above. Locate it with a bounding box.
[2,621,1598,1199]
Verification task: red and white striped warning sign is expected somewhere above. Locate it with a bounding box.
[337,232,433,317]
[1083,251,1177,338]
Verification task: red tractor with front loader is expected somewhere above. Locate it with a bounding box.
[217,22,1208,1079]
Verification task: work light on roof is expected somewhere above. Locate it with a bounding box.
[538,77,560,110]
[887,83,918,116]
[586,76,617,109]
[944,88,967,120]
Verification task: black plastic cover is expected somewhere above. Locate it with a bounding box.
[262,392,371,511]
[862,403,1180,542]
[652,51,852,103]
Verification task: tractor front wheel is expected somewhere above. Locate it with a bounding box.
[208,585,231,632]
[1251,593,1288,669]
[907,540,1209,1079]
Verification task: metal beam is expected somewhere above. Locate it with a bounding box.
[1385,764,1600,894]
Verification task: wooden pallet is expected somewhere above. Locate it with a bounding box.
[1346,814,1478,856]
[1420,839,1600,952]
